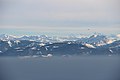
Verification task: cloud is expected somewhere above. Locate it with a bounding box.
[0,0,120,29]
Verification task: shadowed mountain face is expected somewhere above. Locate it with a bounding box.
[0,39,120,56]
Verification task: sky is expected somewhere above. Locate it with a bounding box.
[0,0,120,36]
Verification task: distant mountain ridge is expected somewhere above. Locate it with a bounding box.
[0,33,119,42]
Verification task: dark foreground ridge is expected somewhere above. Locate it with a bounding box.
[0,39,120,57]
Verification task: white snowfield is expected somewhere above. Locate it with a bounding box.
[0,51,2,53]
[84,44,96,48]
[116,34,120,38]
[7,41,12,47]
[39,43,45,46]
[14,40,21,44]
[41,54,53,57]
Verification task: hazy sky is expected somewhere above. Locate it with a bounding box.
[0,0,120,36]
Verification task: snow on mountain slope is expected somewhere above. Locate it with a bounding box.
[7,41,12,47]
[116,34,120,38]
[108,34,120,40]
[77,34,115,46]
[0,34,17,40]
[84,43,96,48]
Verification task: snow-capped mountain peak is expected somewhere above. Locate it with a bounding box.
[0,34,18,40]
[0,34,118,47]
[116,34,120,38]
[76,34,115,46]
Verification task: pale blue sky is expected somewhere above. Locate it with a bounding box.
[0,0,120,36]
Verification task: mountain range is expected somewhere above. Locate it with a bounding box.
[0,34,120,57]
